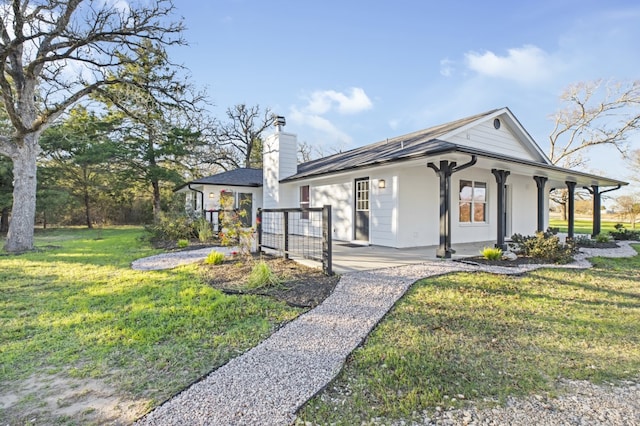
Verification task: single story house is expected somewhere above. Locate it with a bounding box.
[177,107,626,257]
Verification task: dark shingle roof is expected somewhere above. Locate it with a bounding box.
[187,168,263,187]
[284,109,500,181]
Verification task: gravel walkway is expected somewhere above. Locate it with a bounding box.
[131,246,237,271]
[135,242,638,426]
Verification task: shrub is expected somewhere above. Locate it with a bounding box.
[177,239,189,248]
[595,233,611,243]
[246,261,281,289]
[609,223,640,241]
[204,250,226,265]
[196,218,213,242]
[218,194,255,256]
[145,213,197,242]
[510,232,575,264]
[573,235,593,246]
[481,246,503,260]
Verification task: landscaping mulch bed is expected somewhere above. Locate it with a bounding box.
[201,254,340,308]
[456,256,559,267]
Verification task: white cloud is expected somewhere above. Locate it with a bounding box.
[440,58,455,77]
[289,106,353,145]
[306,87,373,115]
[465,45,555,84]
[288,87,372,146]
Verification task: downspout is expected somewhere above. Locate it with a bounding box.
[187,184,205,216]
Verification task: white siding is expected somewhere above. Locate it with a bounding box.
[308,179,353,242]
[446,121,537,161]
[396,166,440,247]
[263,131,297,208]
[506,174,539,236]
[370,176,398,246]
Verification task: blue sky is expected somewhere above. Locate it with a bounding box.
[168,0,639,184]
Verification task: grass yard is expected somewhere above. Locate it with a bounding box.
[297,246,640,425]
[0,228,302,424]
[549,218,623,235]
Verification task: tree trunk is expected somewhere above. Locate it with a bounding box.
[0,207,9,233]
[4,136,40,252]
[84,188,93,229]
[83,170,93,229]
[152,179,161,222]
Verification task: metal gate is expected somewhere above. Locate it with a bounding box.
[257,205,332,275]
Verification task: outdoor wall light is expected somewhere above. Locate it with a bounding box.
[208,192,215,198]
[378,179,386,189]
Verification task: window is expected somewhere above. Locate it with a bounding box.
[459,180,486,223]
[300,185,310,219]
[355,179,369,211]
[238,193,253,227]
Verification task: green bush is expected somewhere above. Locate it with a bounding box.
[177,239,189,248]
[595,233,611,243]
[510,232,575,264]
[204,250,225,265]
[573,235,592,246]
[196,218,213,242]
[145,213,197,242]
[481,246,503,260]
[246,261,281,289]
[609,223,640,241]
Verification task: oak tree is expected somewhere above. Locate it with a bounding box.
[548,80,640,219]
[0,0,184,252]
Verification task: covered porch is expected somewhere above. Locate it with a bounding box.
[427,148,627,258]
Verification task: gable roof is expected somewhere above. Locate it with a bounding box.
[284,107,543,182]
[177,168,263,191]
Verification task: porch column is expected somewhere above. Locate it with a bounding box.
[533,176,548,232]
[584,184,622,237]
[492,169,510,250]
[584,185,601,238]
[428,156,477,258]
[566,181,577,239]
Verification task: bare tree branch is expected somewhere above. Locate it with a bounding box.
[212,104,273,169]
[549,80,640,168]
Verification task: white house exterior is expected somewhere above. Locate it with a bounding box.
[179,107,626,258]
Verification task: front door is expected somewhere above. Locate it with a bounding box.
[354,177,370,241]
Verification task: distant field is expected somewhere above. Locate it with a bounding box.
[548,218,625,235]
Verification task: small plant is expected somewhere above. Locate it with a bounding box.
[177,239,189,248]
[246,261,281,289]
[573,235,593,246]
[196,218,213,242]
[204,250,225,265]
[481,246,503,260]
[609,223,640,241]
[595,233,611,243]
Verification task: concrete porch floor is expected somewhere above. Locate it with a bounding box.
[330,241,494,274]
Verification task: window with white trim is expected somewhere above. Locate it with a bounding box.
[300,185,310,219]
[459,180,487,223]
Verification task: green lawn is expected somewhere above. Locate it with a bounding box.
[297,246,640,425]
[0,227,302,423]
[549,218,622,235]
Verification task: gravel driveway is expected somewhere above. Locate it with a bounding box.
[134,242,639,425]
